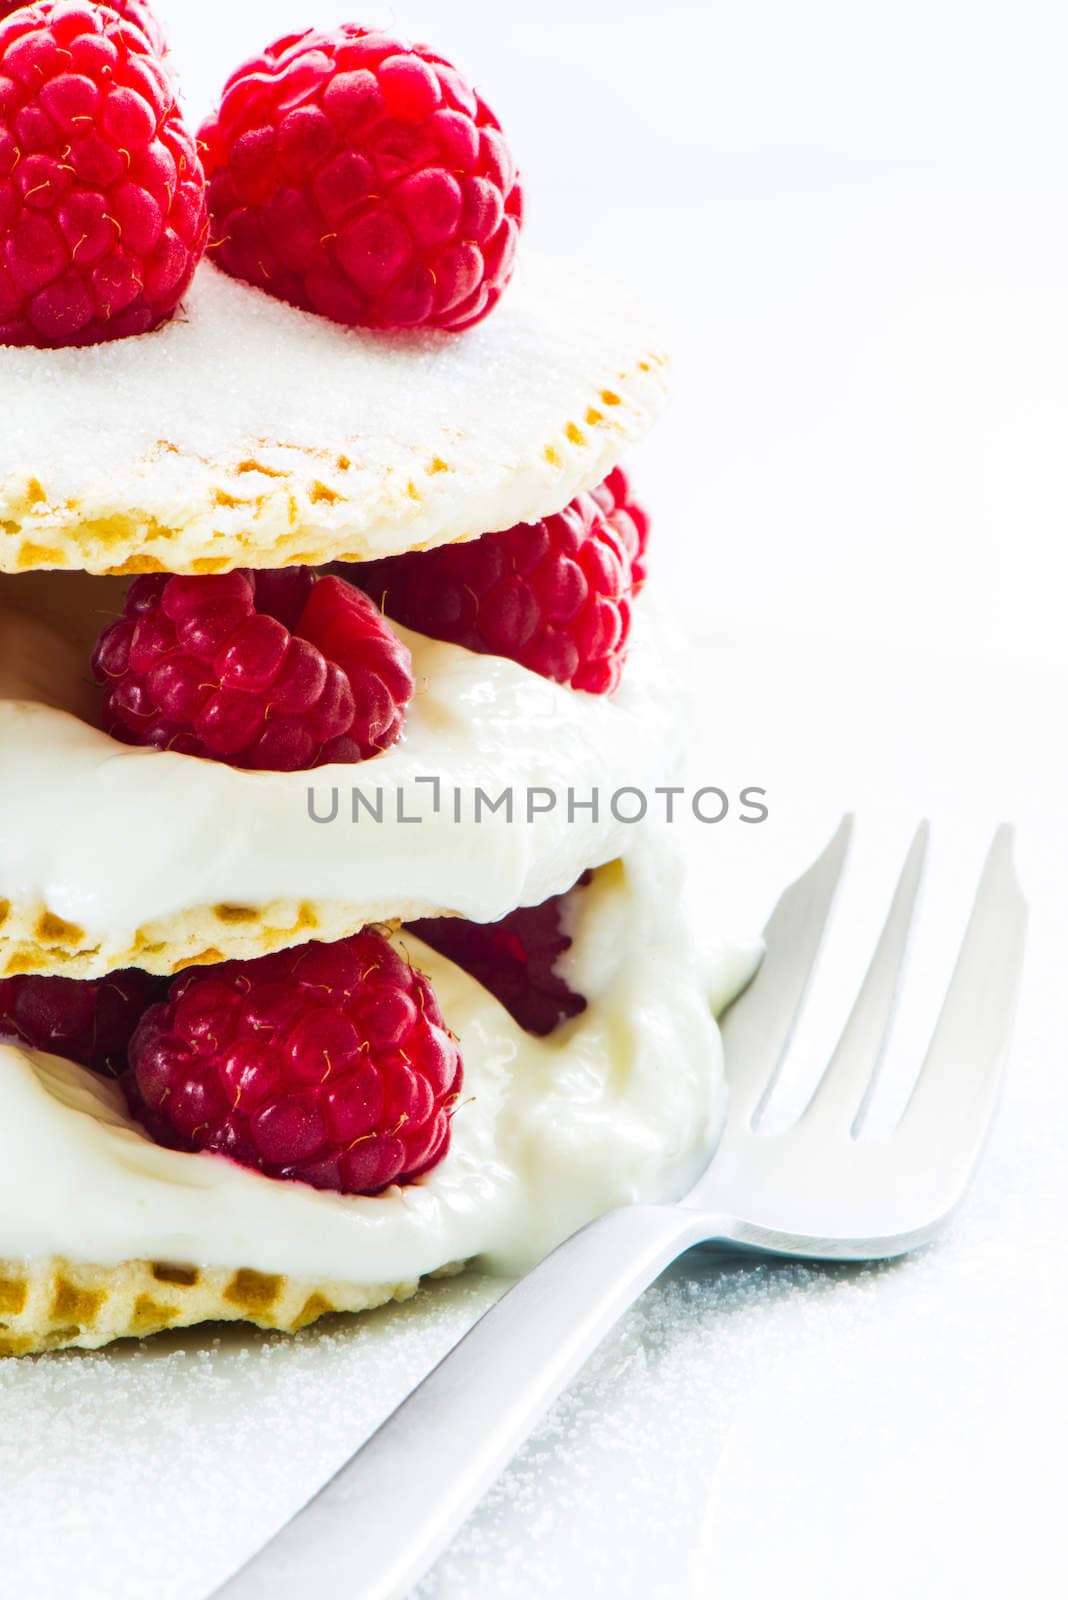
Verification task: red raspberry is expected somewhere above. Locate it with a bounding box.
[125,931,463,1194]
[0,1,165,52]
[348,469,649,695]
[0,1,205,348]
[0,966,166,1075]
[594,467,649,591]
[408,873,591,1038]
[91,568,414,771]
[198,25,522,333]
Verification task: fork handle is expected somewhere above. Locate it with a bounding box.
[215,1203,723,1600]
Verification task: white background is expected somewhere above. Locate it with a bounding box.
[4,5,1065,1599]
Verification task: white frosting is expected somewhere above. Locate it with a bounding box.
[0,583,683,938]
[0,840,760,1280]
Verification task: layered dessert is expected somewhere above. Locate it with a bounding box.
[0,3,756,1355]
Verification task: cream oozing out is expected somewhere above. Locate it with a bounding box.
[0,841,760,1281]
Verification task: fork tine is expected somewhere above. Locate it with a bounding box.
[719,814,853,1127]
[895,825,1028,1184]
[798,821,929,1136]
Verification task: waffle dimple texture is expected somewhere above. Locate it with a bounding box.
[0,892,420,980]
[0,1253,464,1355]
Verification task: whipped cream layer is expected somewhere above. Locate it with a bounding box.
[0,842,760,1281]
[0,574,682,955]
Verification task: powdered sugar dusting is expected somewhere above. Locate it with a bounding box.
[0,258,667,573]
[0,1275,504,1598]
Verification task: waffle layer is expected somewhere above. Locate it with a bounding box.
[0,895,418,982]
[0,1255,464,1356]
[0,257,667,576]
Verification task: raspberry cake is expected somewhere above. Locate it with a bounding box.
[0,4,756,1356]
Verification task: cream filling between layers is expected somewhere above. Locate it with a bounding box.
[0,840,760,1281]
[0,576,681,939]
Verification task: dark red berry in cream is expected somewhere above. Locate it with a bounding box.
[92,568,413,771]
[198,24,522,332]
[0,0,206,348]
[408,872,591,1038]
[125,930,462,1194]
[349,469,648,695]
[0,966,167,1074]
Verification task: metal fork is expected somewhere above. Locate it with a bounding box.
[214,817,1028,1600]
